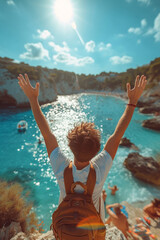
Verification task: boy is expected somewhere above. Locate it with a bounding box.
[18,73,147,224]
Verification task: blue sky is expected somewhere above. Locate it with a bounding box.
[0,0,160,74]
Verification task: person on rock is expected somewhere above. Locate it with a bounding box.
[18,73,147,238]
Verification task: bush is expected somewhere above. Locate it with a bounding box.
[6,64,41,81]
[0,180,43,233]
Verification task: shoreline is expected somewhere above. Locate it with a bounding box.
[0,90,128,110]
[81,89,127,100]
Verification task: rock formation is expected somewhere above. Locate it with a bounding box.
[0,58,78,108]
[124,152,160,185]
[0,223,126,240]
[119,137,139,151]
[142,116,160,131]
[139,106,160,114]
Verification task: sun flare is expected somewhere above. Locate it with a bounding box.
[54,0,73,23]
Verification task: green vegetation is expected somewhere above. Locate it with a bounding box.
[0,56,160,91]
[6,64,41,81]
[0,180,43,233]
[78,74,101,89]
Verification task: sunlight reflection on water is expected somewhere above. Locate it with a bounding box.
[0,93,160,231]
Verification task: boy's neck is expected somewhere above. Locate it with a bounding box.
[74,158,90,170]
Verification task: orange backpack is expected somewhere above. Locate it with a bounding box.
[51,162,106,240]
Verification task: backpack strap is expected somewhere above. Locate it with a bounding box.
[64,162,96,196]
[86,163,96,196]
[64,161,73,194]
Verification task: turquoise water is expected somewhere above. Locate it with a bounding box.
[0,94,160,231]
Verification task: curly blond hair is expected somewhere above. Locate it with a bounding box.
[67,122,101,162]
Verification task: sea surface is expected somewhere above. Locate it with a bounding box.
[0,93,160,231]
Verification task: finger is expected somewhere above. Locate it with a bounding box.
[141,76,146,88]
[36,82,40,93]
[142,79,147,90]
[139,75,147,91]
[18,81,24,89]
[25,73,32,87]
[19,74,27,85]
[138,75,144,87]
[18,76,25,86]
[126,82,131,94]
[135,75,140,88]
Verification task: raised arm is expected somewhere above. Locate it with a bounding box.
[108,183,112,190]
[18,74,58,156]
[106,203,121,218]
[104,75,147,160]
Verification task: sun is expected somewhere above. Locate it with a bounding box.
[54,0,73,23]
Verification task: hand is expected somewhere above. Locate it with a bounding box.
[127,75,147,105]
[18,74,40,101]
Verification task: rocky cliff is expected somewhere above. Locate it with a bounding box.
[0,57,79,108]
[0,56,160,109]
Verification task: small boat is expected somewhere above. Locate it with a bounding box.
[17,120,28,133]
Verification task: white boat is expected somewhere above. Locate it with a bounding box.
[17,120,28,133]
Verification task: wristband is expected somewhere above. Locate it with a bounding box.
[127,103,136,107]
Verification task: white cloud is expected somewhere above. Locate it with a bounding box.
[126,0,150,5]
[49,41,70,52]
[137,0,151,5]
[146,28,155,35]
[98,42,112,51]
[154,13,160,42]
[137,39,141,44]
[53,52,94,66]
[85,41,96,52]
[145,13,160,42]
[117,34,125,38]
[7,0,15,5]
[37,29,53,39]
[141,19,147,28]
[128,27,141,34]
[110,56,133,65]
[13,59,20,63]
[128,19,147,35]
[20,42,50,60]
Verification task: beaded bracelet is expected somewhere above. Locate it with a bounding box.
[127,103,136,107]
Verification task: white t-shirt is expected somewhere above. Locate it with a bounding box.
[50,147,112,222]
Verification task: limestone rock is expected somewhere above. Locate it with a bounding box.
[10,228,127,240]
[105,227,126,240]
[10,232,26,240]
[35,231,55,240]
[0,65,78,108]
[142,116,160,131]
[10,231,55,240]
[119,137,139,151]
[124,152,160,185]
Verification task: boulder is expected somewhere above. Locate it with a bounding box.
[139,106,160,114]
[119,137,139,151]
[137,97,157,108]
[105,226,126,240]
[142,117,160,131]
[124,152,160,185]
